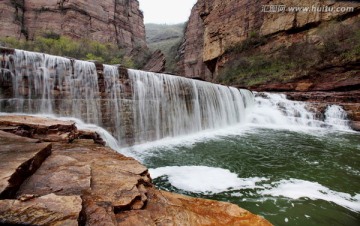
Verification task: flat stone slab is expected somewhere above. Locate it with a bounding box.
[0,193,81,226]
[0,131,51,198]
[0,115,77,142]
[17,154,91,196]
[18,140,149,209]
[0,130,39,144]
[0,115,75,129]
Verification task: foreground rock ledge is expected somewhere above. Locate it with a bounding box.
[0,115,272,226]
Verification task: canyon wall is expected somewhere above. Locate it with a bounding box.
[177,0,360,85]
[0,0,147,52]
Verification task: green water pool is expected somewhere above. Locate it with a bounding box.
[128,127,360,226]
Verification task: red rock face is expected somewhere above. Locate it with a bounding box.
[178,0,360,81]
[177,0,213,80]
[178,0,266,80]
[0,0,146,52]
[143,49,166,73]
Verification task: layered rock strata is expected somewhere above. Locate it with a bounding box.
[178,0,360,82]
[0,115,272,226]
[0,0,146,52]
[143,49,166,73]
[176,0,360,130]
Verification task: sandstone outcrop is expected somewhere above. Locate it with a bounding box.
[143,49,166,73]
[176,1,213,80]
[177,0,360,82]
[0,0,146,52]
[0,194,82,225]
[0,131,51,199]
[0,115,272,226]
[176,0,360,128]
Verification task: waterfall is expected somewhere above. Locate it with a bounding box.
[0,49,353,148]
[250,92,351,130]
[128,69,253,144]
[324,105,350,130]
[103,64,124,142]
[0,49,254,146]
[2,50,101,125]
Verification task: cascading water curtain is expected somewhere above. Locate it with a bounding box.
[1,49,102,124]
[103,64,124,142]
[127,69,254,144]
[0,49,254,146]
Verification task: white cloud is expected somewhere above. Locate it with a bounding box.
[138,0,197,24]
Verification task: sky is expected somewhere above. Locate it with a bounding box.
[138,0,197,24]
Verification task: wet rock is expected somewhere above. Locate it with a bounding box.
[0,193,82,226]
[78,129,106,145]
[350,121,360,131]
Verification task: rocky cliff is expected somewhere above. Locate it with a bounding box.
[177,0,360,88]
[0,115,272,226]
[0,0,146,52]
[143,49,166,73]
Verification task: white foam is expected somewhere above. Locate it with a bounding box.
[150,166,267,194]
[150,164,360,213]
[120,123,337,161]
[120,124,259,161]
[259,179,360,212]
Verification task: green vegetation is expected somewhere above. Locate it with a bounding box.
[145,23,184,43]
[145,23,185,72]
[218,21,360,86]
[225,31,267,54]
[219,55,297,86]
[0,32,142,68]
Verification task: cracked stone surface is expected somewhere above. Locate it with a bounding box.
[0,193,82,226]
[0,131,51,199]
[0,115,272,226]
